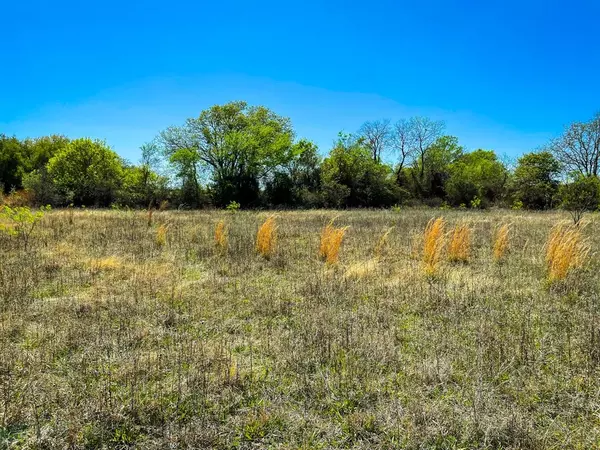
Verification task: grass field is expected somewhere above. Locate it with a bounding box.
[1,209,599,449]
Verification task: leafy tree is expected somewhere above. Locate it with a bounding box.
[409,135,463,200]
[158,101,295,206]
[265,140,322,207]
[559,175,600,224]
[511,151,561,209]
[446,149,508,206]
[0,135,27,193]
[47,138,125,206]
[321,133,399,207]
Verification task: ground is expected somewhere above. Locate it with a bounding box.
[0,208,599,449]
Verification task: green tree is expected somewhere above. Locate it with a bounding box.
[446,149,508,206]
[511,151,561,209]
[265,140,322,207]
[559,175,600,224]
[158,101,295,206]
[409,135,463,200]
[0,135,27,193]
[321,133,399,207]
[47,138,125,206]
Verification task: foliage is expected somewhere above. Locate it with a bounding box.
[511,151,562,209]
[47,138,125,206]
[559,175,600,224]
[0,205,48,249]
[446,149,508,206]
[409,135,463,200]
[226,201,241,212]
[159,101,295,206]
[321,133,399,207]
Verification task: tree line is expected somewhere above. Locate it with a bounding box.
[1,101,599,214]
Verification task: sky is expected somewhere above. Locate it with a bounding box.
[2,0,599,164]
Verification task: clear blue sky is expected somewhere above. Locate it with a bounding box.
[2,0,599,163]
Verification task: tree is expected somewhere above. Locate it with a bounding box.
[47,138,125,206]
[549,113,600,177]
[559,175,600,224]
[158,101,295,206]
[446,149,508,206]
[389,119,417,182]
[358,119,390,162]
[265,140,322,207]
[409,135,462,200]
[511,151,562,209]
[410,117,445,189]
[0,135,27,193]
[321,133,399,207]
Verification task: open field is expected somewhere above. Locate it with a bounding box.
[1,209,599,449]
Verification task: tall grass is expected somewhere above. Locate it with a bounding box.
[215,220,228,253]
[374,227,394,260]
[319,220,348,265]
[422,217,445,275]
[493,224,510,262]
[156,223,168,247]
[546,223,589,282]
[256,216,277,258]
[448,223,471,263]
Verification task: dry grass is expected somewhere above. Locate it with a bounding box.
[545,223,589,282]
[422,217,446,275]
[493,223,510,262]
[319,220,348,264]
[448,223,471,263]
[215,220,228,253]
[0,208,599,449]
[256,215,277,258]
[374,226,394,259]
[155,223,168,247]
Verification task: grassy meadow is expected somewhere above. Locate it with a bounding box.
[1,208,599,449]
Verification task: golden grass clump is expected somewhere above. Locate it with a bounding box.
[546,224,589,282]
[256,216,277,258]
[422,217,445,275]
[374,227,394,260]
[493,224,510,262]
[156,224,168,247]
[319,220,348,265]
[448,223,471,263]
[215,220,228,253]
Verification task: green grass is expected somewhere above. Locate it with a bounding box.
[0,208,599,449]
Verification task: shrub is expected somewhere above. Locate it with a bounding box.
[0,205,48,250]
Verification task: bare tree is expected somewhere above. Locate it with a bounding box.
[389,119,417,174]
[410,116,445,181]
[549,113,600,177]
[358,119,391,162]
